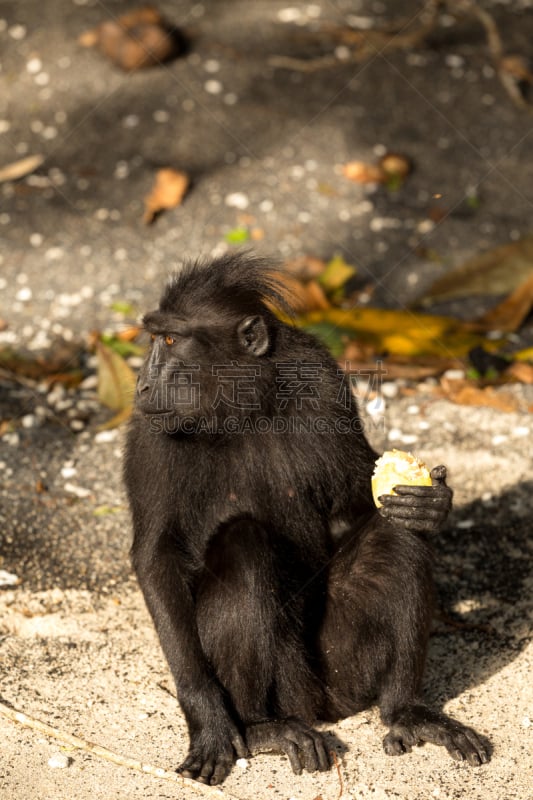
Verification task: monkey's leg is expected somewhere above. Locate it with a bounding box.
[320,516,489,765]
[196,518,330,774]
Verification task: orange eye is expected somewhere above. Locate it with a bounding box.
[150,334,156,342]
[165,335,175,346]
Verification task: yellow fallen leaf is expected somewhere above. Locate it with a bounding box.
[296,307,488,360]
[514,347,533,362]
[96,341,136,411]
[318,254,357,293]
[143,168,189,224]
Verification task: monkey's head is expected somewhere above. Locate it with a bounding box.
[136,253,287,427]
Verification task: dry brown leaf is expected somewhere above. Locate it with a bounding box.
[342,160,386,184]
[143,169,189,224]
[284,255,327,280]
[0,154,44,184]
[274,274,330,313]
[117,325,142,342]
[506,362,533,384]
[420,237,533,303]
[440,378,519,413]
[378,152,411,179]
[476,273,533,333]
[79,6,182,71]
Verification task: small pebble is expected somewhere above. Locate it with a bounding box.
[64,482,91,498]
[225,192,249,210]
[70,420,85,432]
[21,414,37,429]
[457,519,475,529]
[381,382,398,399]
[491,434,508,446]
[512,426,529,437]
[8,24,26,40]
[0,570,20,587]
[80,375,98,390]
[122,114,140,128]
[443,369,465,381]
[61,466,77,479]
[204,79,223,95]
[26,57,43,74]
[15,287,32,302]
[48,753,71,769]
[94,429,119,444]
[277,8,303,23]
[236,758,249,770]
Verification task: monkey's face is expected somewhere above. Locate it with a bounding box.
[135,306,271,427]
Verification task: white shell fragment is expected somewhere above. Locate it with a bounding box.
[48,753,71,769]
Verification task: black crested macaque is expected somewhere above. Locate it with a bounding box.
[124,253,489,785]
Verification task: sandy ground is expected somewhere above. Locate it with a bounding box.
[1,1,532,799]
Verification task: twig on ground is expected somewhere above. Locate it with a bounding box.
[270,0,532,108]
[0,699,240,800]
[331,750,344,800]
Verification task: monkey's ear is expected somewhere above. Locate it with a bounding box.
[237,316,270,356]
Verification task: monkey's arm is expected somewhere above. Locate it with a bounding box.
[377,465,453,533]
[131,531,248,785]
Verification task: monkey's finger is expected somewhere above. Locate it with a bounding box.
[295,734,320,772]
[379,492,451,510]
[389,484,450,499]
[210,757,233,785]
[198,757,216,784]
[430,465,448,484]
[314,737,330,771]
[178,751,203,776]
[282,738,303,774]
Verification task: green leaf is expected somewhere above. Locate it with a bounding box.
[225,227,250,244]
[101,333,145,358]
[110,301,136,316]
[299,322,349,358]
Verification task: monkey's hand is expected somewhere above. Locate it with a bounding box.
[178,712,249,785]
[245,718,330,775]
[377,465,452,533]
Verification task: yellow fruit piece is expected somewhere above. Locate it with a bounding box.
[372,449,432,508]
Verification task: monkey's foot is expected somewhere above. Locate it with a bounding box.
[246,718,330,774]
[383,705,490,766]
[177,722,248,785]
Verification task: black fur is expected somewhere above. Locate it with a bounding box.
[123,253,488,785]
